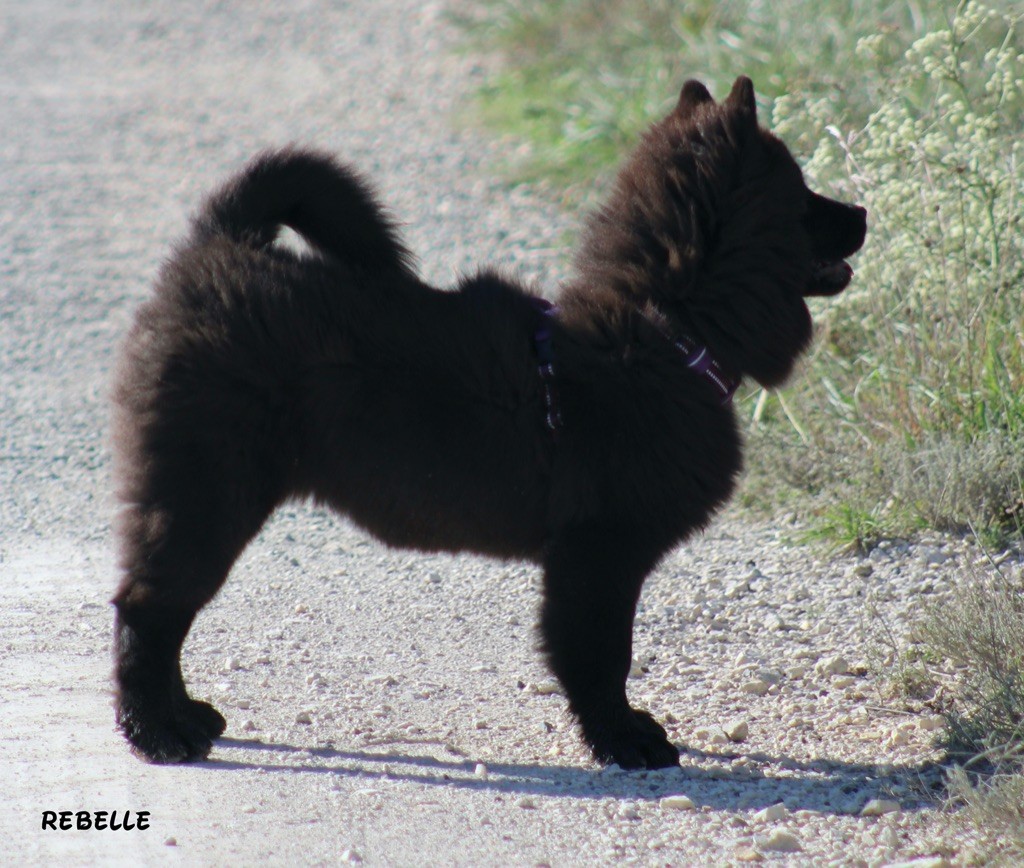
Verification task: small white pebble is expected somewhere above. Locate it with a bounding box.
[832,675,857,689]
[860,798,901,816]
[295,711,313,725]
[531,679,561,695]
[661,795,695,811]
[724,720,749,742]
[919,714,946,732]
[517,797,536,809]
[815,655,851,676]
[223,657,241,671]
[618,804,641,821]
[294,603,309,614]
[757,828,802,853]
[753,803,788,823]
[887,728,912,746]
[340,848,362,863]
[474,763,488,780]
[740,679,770,697]
[725,581,750,599]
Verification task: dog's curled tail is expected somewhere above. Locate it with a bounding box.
[193,147,415,275]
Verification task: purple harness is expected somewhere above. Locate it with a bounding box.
[531,299,739,438]
[532,300,563,436]
[673,335,740,405]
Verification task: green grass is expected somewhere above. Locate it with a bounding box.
[865,562,1024,860]
[914,563,1024,861]
[455,0,949,201]
[797,503,890,554]
[947,764,1024,863]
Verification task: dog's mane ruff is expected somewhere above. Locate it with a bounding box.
[560,101,815,389]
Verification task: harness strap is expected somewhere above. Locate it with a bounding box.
[531,299,563,436]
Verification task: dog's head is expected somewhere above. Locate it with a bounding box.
[673,76,867,294]
[576,76,867,389]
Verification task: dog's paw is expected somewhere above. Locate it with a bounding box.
[117,696,221,764]
[178,697,228,740]
[585,708,680,770]
[121,717,214,764]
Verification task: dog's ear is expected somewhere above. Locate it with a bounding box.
[676,80,714,116]
[725,76,757,120]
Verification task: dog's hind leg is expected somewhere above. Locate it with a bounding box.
[111,451,280,763]
[540,526,680,770]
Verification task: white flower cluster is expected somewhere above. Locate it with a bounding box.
[774,1,1023,438]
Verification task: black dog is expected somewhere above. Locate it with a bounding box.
[111,77,866,768]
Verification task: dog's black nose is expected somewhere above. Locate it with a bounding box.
[848,206,868,253]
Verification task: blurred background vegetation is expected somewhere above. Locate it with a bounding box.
[456,0,938,192]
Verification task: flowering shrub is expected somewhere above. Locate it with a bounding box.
[773,1,1024,443]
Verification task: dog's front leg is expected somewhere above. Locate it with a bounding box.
[540,526,680,769]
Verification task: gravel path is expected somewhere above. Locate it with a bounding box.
[0,1,1002,864]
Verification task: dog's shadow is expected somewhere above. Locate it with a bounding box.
[203,736,947,814]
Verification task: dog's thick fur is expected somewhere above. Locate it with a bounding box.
[111,77,867,768]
